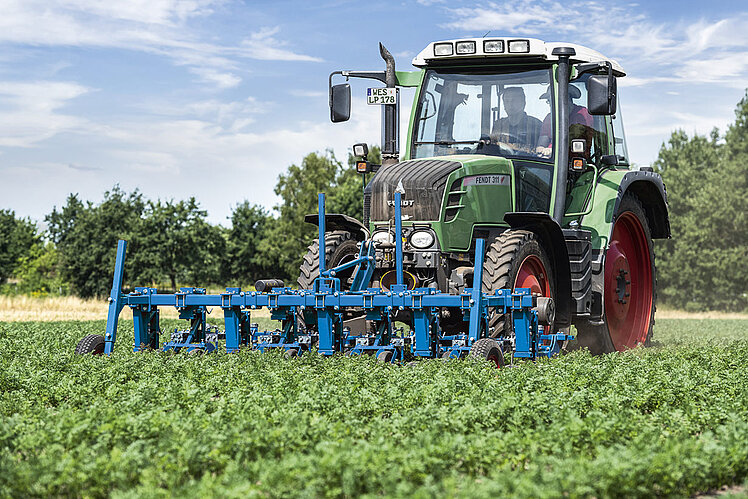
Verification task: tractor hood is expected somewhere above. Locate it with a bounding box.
[368,155,514,223]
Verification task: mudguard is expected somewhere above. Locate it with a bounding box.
[503,212,573,329]
[576,169,670,251]
[304,213,369,241]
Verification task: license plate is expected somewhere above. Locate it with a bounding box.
[367,87,397,105]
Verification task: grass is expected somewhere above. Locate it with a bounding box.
[0,315,746,498]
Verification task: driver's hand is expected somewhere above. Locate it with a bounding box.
[536,146,552,158]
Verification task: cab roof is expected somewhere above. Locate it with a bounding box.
[412,37,625,76]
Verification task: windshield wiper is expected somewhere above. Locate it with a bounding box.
[413,140,479,145]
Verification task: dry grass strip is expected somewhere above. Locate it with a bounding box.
[0,295,271,322]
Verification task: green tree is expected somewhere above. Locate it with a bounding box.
[655,91,748,311]
[222,202,278,285]
[260,147,376,280]
[12,243,68,296]
[47,186,145,298]
[0,210,39,285]
[130,198,225,291]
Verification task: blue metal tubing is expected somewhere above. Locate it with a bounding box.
[104,240,128,355]
[394,191,404,286]
[318,193,326,274]
[125,288,524,311]
[320,252,372,277]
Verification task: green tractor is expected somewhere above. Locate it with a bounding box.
[299,37,669,354]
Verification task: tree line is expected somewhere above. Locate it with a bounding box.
[1,92,746,311]
[0,149,378,298]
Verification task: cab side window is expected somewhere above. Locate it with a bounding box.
[570,75,609,166]
[611,96,629,165]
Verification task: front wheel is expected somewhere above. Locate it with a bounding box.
[482,230,555,338]
[575,192,656,353]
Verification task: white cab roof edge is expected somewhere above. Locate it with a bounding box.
[411,37,625,76]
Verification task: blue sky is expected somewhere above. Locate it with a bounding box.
[1,0,747,226]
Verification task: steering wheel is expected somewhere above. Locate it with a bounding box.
[476,135,515,156]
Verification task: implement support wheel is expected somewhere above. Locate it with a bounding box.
[470,338,505,368]
[576,192,656,353]
[75,334,105,355]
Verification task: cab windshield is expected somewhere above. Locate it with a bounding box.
[412,68,554,160]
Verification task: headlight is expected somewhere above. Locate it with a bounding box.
[372,231,394,244]
[409,230,435,249]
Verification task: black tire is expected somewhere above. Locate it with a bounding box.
[573,192,656,354]
[285,348,299,358]
[376,350,394,363]
[481,230,555,338]
[297,231,360,289]
[75,334,105,355]
[297,231,362,337]
[469,338,505,368]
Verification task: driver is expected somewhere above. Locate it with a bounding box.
[491,87,542,149]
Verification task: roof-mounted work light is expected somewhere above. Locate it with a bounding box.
[434,42,453,56]
[455,41,476,54]
[483,40,504,53]
[508,39,530,53]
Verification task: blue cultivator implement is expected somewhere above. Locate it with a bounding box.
[76,192,572,365]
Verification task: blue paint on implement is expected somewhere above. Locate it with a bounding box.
[97,192,573,361]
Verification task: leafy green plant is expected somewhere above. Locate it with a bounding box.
[0,318,746,498]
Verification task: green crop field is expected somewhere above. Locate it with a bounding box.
[1,318,747,498]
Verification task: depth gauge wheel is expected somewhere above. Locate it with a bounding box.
[469,338,505,368]
[481,230,555,338]
[376,350,394,363]
[575,192,655,354]
[75,334,105,355]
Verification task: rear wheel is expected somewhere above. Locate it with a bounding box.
[75,334,105,355]
[482,230,555,338]
[469,338,505,368]
[575,192,655,353]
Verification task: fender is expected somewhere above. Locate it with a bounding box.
[304,213,369,241]
[578,169,670,251]
[503,212,573,329]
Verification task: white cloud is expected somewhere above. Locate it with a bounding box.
[0,1,320,89]
[239,27,323,62]
[0,81,90,147]
[440,1,748,87]
[189,67,242,89]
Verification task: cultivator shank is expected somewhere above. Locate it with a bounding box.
[93,193,572,363]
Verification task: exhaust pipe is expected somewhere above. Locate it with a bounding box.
[379,43,399,166]
[551,47,575,225]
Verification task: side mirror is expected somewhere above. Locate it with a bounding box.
[587,65,617,115]
[330,83,351,123]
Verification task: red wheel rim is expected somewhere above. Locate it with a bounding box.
[514,255,551,298]
[605,212,653,350]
